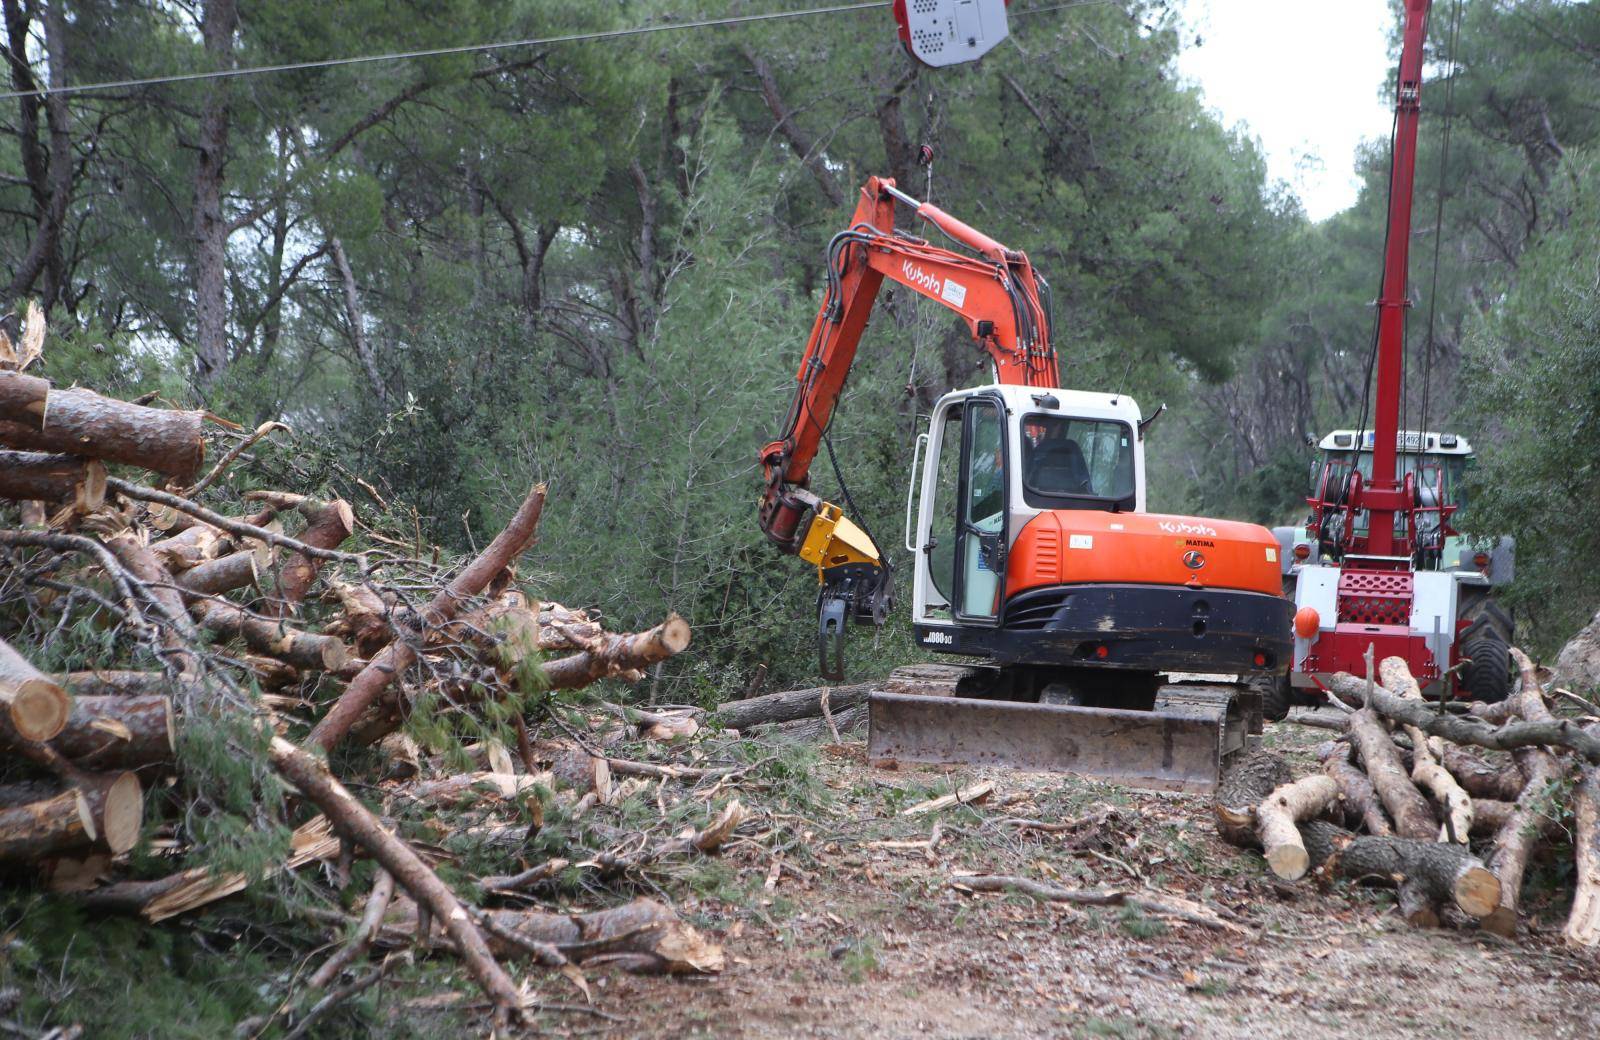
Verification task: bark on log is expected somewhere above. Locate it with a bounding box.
[1440,745,1527,802]
[0,450,105,511]
[194,601,349,672]
[147,523,224,572]
[49,695,175,771]
[0,636,70,742]
[1380,656,1473,843]
[1256,774,1341,880]
[711,682,875,731]
[309,484,545,752]
[1320,747,1392,836]
[0,369,50,428]
[258,497,353,616]
[1301,820,1501,921]
[266,737,523,1025]
[1566,758,1600,948]
[1213,750,1292,848]
[176,548,264,597]
[0,387,204,480]
[1347,705,1438,841]
[541,614,691,690]
[0,772,140,860]
[325,580,391,657]
[1482,648,1566,937]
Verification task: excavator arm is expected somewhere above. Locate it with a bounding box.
[758,176,1058,677]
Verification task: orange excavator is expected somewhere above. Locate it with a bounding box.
[758,177,1293,791]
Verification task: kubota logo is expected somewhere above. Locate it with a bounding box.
[1183,550,1206,569]
[1158,520,1218,538]
[902,260,943,295]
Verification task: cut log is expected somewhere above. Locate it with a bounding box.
[194,601,349,672]
[266,737,523,1026]
[0,369,51,428]
[1380,656,1473,843]
[541,614,691,689]
[1320,745,1392,836]
[176,548,266,598]
[0,788,96,861]
[0,450,105,511]
[1346,705,1438,840]
[325,580,392,657]
[75,771,143,855]
[1213,749,1292,848]
[1482,648,1566,937]
[147,524,224,572]
[1566,757,1600,948]
[0,387,204,480]
[711,682,875,731]
[50,695,176,771]
[309,483,546,752]
[256,496,353,616]
[1256,774,1341,880]
[0,635,71,742]
[1301,820,1500,920]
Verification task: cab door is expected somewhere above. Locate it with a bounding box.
[954,393,1009,625]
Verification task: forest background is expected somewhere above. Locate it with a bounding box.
[4,0,1597,699]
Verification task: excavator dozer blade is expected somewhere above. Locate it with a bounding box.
[867,684,1249,794]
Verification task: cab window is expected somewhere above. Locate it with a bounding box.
[1019,415,1135,510]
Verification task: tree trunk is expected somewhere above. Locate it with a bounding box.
[193,601,349,672]
[0,772,139,861]
[541,614,690,690]
[1380,657,1473,842]
[1566,760,1600,948]
[1,0,73,309]
[1301,820,1500,921]
[1212,749,1292,848]
[0,635,70,742]
[0,451,105,512]
[50,695,175,771]
[177,548,265,597]
[710,682,875,731]
[191,0,239,387]
[1256,774,1341,880]
[266,736,523,1026]
[1439,744,1526,801]
[1320,746,1392,836]
[0,387,205,480]
[1347,706,1438,840]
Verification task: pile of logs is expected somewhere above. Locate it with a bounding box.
[0,331,726,1029]
[1214,647,1599,944]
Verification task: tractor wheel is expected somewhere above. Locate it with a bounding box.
[1248,672,1293,722]
[1462,633,1513,704]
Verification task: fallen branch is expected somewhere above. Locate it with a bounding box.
[950,874,1247,933]
[1256,774,1340,880]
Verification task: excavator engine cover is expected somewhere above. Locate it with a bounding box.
[893,0,1010,68]
[867,666,1254,793]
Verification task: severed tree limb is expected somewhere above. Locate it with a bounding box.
[266,737,523,1027]
[1380,657,1473,843]
[1346,702,1438,841]
[1328,671,1600,764]
[103,531,199,674]
[307,868,395,989]
[0,693,176,772]
[587,800,745,878]
[951,875,1247,933]
[193,600,349,673]
[1256,774,1341,880]
[185,420,288,498]
[107,478,362,567]
[0,387,204,480]
[308,484,545,752]
[710,682,874,731]
[1440,744,1527,802]
[248,495,353,617]
[1320,743,1392,836]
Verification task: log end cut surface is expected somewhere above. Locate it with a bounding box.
[1454,865,1503,920]
[10,676,70,742]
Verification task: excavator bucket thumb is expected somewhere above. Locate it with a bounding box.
[867,672,1252,793]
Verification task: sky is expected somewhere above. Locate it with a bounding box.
[1173,0,1395,221]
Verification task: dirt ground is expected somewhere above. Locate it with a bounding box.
[531,724,1600,1040]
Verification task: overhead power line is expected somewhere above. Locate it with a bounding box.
[0,0,1109,102]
